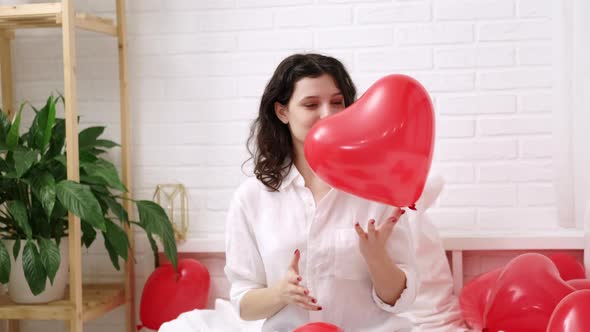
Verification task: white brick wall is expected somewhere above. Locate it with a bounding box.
[0,0,558,330]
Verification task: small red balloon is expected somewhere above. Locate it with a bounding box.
[140,258,210,330]
[293,322,344,332]
[548,253,586,281]
[483,253,575,332]
[459,268,502,330]
[547,290,590,332]
[304,74,435,208]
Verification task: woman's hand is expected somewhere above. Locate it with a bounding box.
[354,207,405,263]
[353,208,409,306]
[271,249,322,311]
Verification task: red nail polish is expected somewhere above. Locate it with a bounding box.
[297,276,302,282]
[318,306,322,311]
[311,298,316,303]
[401,209,406,215]
[294,249,299,255]
[370,220,375,225]
[304,289,309,295]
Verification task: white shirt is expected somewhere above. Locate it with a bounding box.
[224,166,419,332]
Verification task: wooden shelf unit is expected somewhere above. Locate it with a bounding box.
[0,1,135,332]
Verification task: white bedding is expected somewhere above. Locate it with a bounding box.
[159,298,264,332]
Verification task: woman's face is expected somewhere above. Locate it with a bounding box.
[275,74,346,147]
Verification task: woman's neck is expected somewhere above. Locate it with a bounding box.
[293,142,331,192]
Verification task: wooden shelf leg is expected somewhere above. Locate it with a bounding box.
[451,250,464,296]
[7,320,19,332]
[0,30,14,119]
[62,0,83,330]
[116,0,136,331]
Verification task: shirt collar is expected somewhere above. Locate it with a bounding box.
[279,164,305,190]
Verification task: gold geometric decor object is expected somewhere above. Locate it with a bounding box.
[153,184,190,241]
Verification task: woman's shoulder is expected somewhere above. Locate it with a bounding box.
[231,176,269,205]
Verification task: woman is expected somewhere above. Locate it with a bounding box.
[224,53,419,332]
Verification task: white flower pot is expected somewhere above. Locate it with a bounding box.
[2,239,69,304]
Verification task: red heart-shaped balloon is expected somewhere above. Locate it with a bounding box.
[483,253,575,332]
[140,258,211,330]
[459,268,502,330]
[304,74,434,207]
[293,322,344,332]
[547,290,590,332]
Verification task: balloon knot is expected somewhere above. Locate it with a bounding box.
[137,324,144,331]
[408,204,417,211]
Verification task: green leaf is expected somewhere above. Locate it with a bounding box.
[28,111,42,149]
[8,201,32,239]
[137,200,177,271]
[46,119,65,159]
[87,148,107,156]
[22,240,47,295]
[79,126,105,150]
[31,172,56,218]
[79,151,98,164]
[38,238,60,285]
[28,96,57,152]
[81,220,97,248]
[94,139,119,148]
[103,195,129,222]
[30,197,51,237]
[0,109,10,143]
[56,180,106,231]
[44,97,57,150]
[103,234,120,270]
[104,219,129,260]
[81,159,126,192]
[0,241,10,283]
[6,105,23,150]
[147,233,159,268]
[13,148,38,178]
[12,238,21,260]
[89,184,110,195]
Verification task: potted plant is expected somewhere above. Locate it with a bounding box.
[0,95,177,303]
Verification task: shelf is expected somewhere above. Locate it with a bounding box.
[0,0,132,330]
[440,228,585,251]
[175,228,586,254]
[0,3,117,36]
[0,283,125,321]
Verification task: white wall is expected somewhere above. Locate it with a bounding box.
[121,0,557,233]
[0,0,557,331]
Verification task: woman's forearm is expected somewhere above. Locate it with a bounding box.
[239,286,286,321]
[366,253,407,306]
